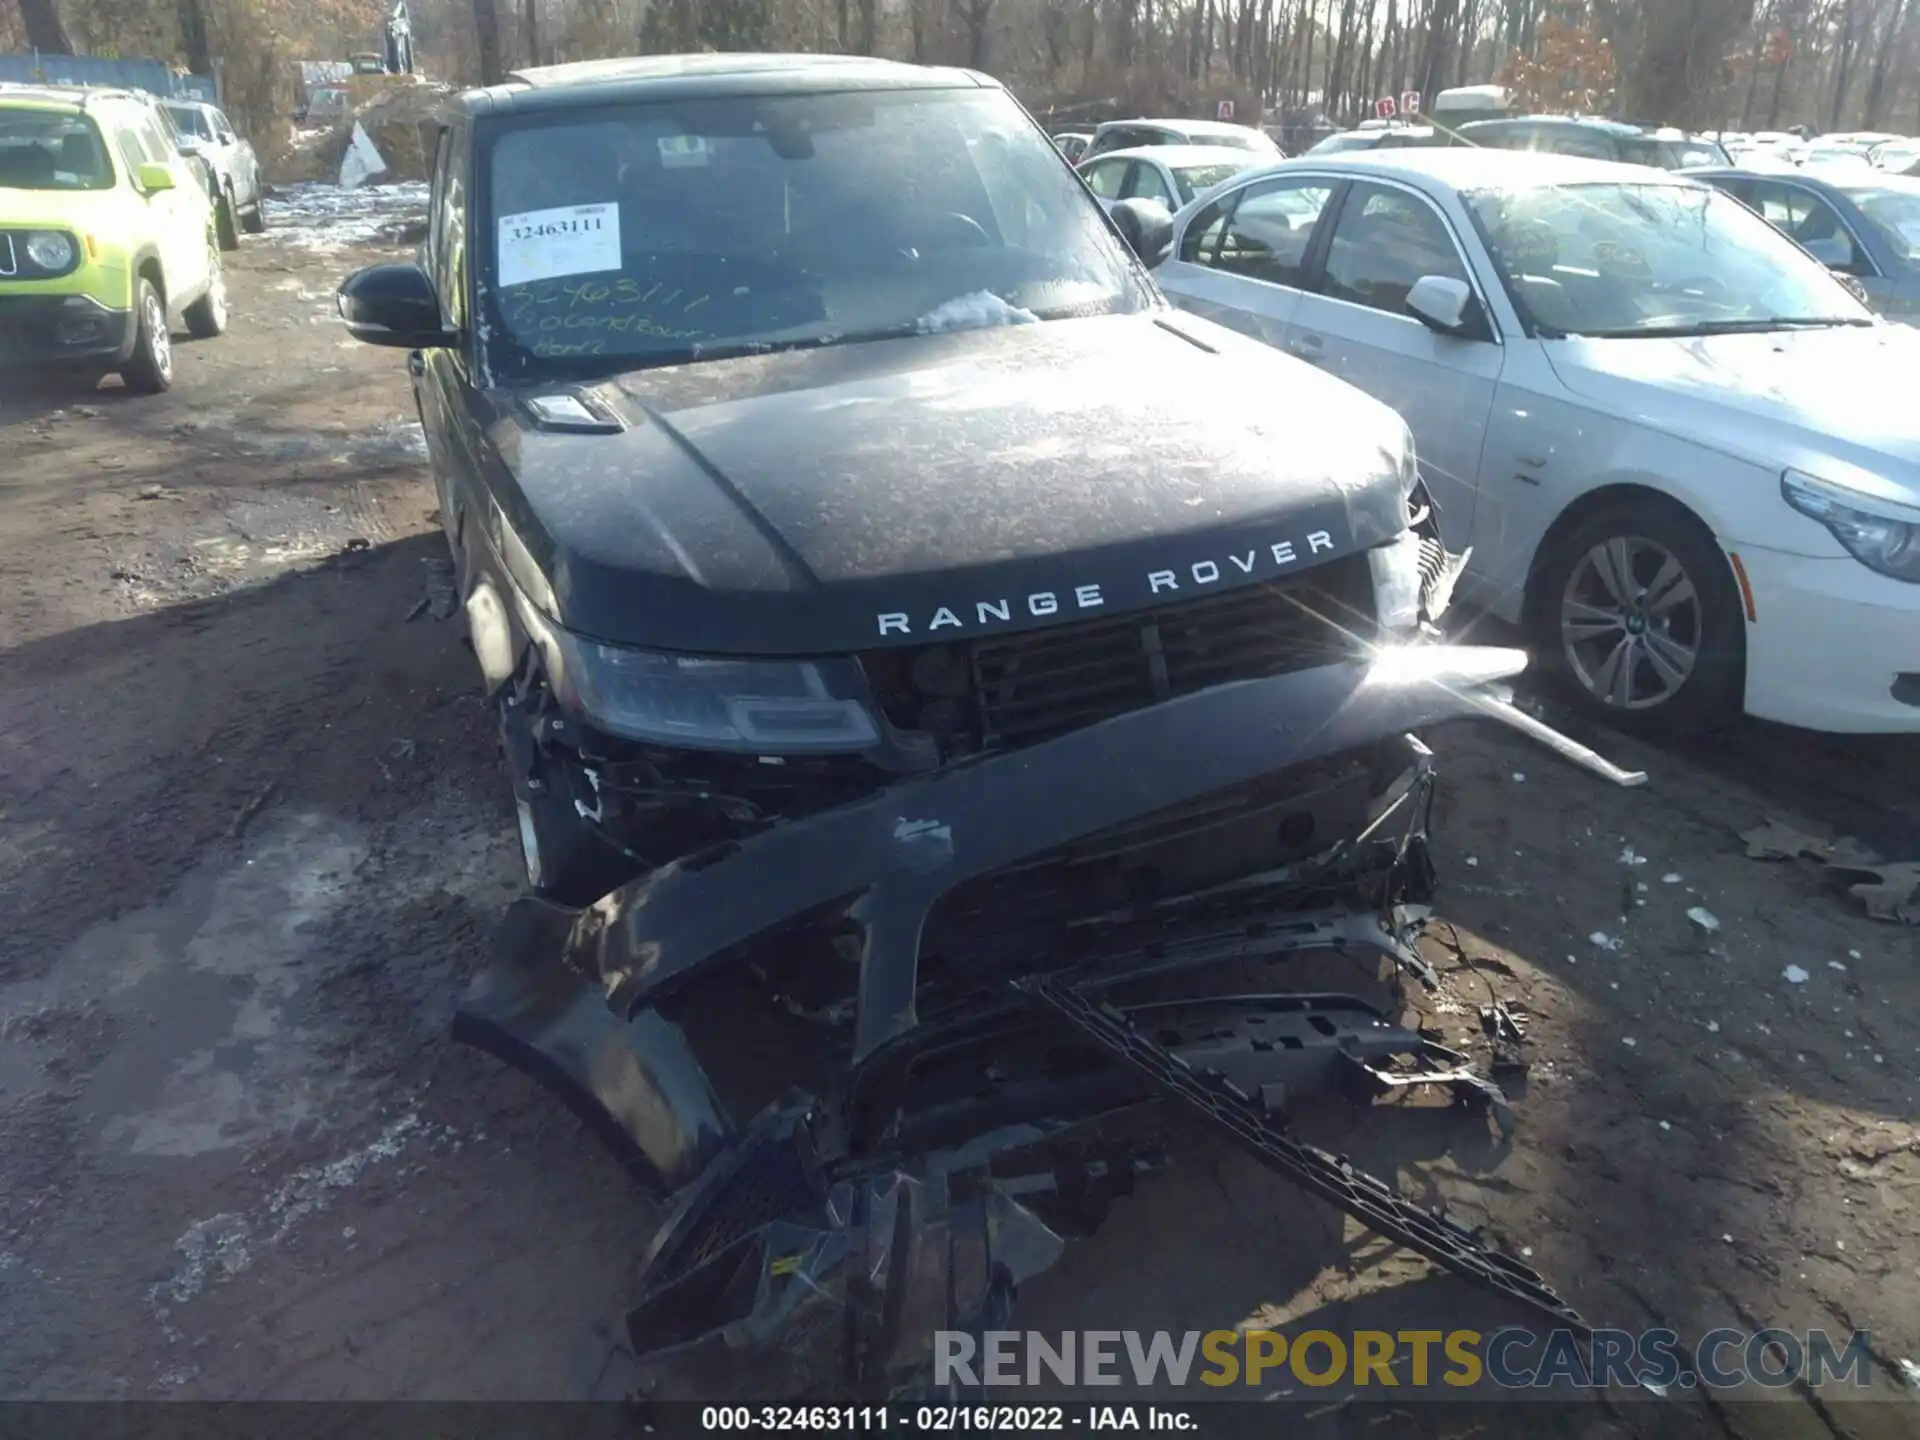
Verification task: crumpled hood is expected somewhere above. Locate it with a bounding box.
[1544,325,1920,510]
[493,311,1415,655]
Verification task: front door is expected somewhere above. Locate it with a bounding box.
[1281,179,1502,549]
[1154,173,1341,347]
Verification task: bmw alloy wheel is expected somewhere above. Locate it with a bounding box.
[1559,535,1702,711]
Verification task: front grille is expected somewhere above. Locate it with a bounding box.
[866,553,1375,754]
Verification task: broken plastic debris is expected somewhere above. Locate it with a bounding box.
[1589,931,1623,950]
[1619,846,1647,867]
[1622,1037,1637,1048]
[1687,907,1720,933]
[1898,1358,1920,1389]
[1849,949,1862,960]
[1722,1234,1733,1244]
[1662,872,1683,884]
[1512,773,1526,782]
[1465,856,1478,866]
[1706,1020,1720,1033]
[1829,960,1848,971]
[1782,965,1810,985]
[1847,864,1920,925]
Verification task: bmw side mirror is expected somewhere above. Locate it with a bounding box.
[1110,196,1175,267]
[338,262,457,349]
[1406,274,1481,337]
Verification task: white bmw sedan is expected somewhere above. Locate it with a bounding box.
[1153,148,1920,735]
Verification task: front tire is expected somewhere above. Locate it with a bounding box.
[183,244,229,339]
[216,187,240,251]
[241,197,267,235]
[500,698,629,906]
[119,279,174,395]
[1532,499,1745,735]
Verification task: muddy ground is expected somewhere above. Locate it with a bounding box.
[2,186,1918,1434]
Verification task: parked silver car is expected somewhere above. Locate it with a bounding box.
[162,98,265,248]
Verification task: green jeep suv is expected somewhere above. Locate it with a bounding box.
[1,83,229,393]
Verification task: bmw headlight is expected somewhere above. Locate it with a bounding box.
[23,231,77,274]
[1782,469,1920,584]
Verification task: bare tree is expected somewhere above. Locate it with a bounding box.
[958,0,992,67]
[20,0,75,53]
[473,0,501,83]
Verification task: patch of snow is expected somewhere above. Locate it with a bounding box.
[160,1213,253,1305]
[1661,872,1683,884]
[1783,964,1810,984]
[915,290,1039,334]
[1590,931,1623,951]
[1687,907,1720,933]
[263,181,430,251]
[265,1112,422,1243]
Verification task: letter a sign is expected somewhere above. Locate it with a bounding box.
[1375,96,1396,119]
[1402,90,1422,115]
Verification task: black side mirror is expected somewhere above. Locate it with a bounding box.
[1110,196,1176,266]
[338,262,456,349]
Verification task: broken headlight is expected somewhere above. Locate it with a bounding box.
[1782,469,1920,584]
[549,632,882,752]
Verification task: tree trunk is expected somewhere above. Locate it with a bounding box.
[19,0,73,54]
[960,0,992,67]
[857,0,877,52]
[1740,1,1772,127]
[520,0,538,68]
[1828,0,1860,127]
[474,0,502,84]
[177,0,213,75]
[1621,0,1756,128]
[1860,0,1914,127]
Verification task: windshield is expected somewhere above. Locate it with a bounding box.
[1307,132,1378,154]
[482,88,1151,378]
[0,109,113,191]
[1464,180,1874,337]
[1841,184,1920,261]
[1171,161,1250,203]
[164,105,211,141]
[1620,137,1730,169]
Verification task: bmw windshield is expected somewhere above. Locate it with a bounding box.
[1465,180,1875,337]
[480,87,1154,378]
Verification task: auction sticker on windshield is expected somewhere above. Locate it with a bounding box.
[497,204,622,287]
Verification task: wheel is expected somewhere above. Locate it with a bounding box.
[1532,500,1745,735]
[119,279,174,395]
[500,699,630,906]
[183,243,229,339]
[241,197,267,235]
[216,187,240,251]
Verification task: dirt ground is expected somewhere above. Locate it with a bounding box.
[3,186,1919,1434]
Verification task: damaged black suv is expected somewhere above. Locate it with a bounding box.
[341,54,1638,1398]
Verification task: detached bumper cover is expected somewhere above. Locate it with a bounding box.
[454,643,1639,1397]
[558,646,1626,1058]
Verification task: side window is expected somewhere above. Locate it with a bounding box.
[1539,129,1614,159]
[139,113,180,162]
[1321,181,1472,317]
[1082,158,1127,199]
[431,126,467,327]
[1745,182,1863,271]
[1204,178,1336,287]
[1178,194,1232,263]
[1123,162,1175,207]
[110,119,150,179]
[213,112,236,143]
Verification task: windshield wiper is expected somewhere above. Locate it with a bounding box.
[1571,316,1877,338]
